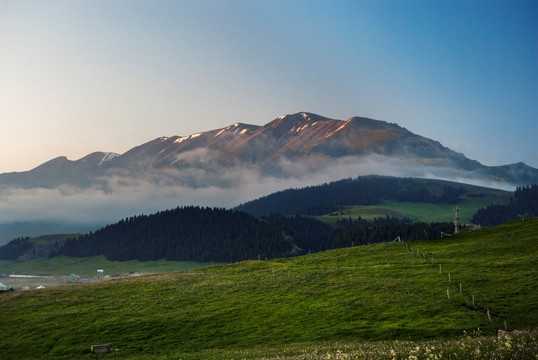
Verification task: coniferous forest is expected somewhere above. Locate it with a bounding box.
[472,185,538,226]
[59,207,291,263]
[54,206,454,263]
[0,236,31,260]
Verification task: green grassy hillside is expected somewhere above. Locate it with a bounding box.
[317,179,510,224]
[0,219,536,359]
[237,176,511,222]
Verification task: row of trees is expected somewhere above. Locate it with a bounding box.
[265,213,453,254]
[472,184,538,226]
[0,236,31,260]
[55,206,455,263]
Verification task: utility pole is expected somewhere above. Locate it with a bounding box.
[454,206,459,234]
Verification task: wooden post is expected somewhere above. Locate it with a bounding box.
[487,308,492,322]
[439,264,442,273]
[447,288,450,299]
[459,283,462,293]
[448,273,451,283]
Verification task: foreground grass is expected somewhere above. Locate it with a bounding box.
[130,331,538,359]
[0,219,536,359]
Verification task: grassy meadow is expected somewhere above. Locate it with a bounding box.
[0,218,536,359]
[0,255,215,277]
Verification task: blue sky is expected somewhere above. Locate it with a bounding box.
[1,0,537,173]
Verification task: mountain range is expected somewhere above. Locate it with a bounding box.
[0,112,537,243]
[1,112,537,190]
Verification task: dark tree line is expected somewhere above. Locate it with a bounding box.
[472,184,538,226]
[324,218,454,252]
[54,205,456,264]
[263,213,454,254]
[236,176,465,216]
[59,206,291,263]
[0,236,31,260]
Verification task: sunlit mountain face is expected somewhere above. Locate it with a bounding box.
[2,112,536,190]
[0,112,536,243]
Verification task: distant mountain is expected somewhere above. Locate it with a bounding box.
[1,112,536,243]
[1,112,537,190]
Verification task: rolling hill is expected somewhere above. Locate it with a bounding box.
[0,218,536,359]
[236,176,511,222]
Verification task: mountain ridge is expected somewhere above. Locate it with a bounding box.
[1,112,536,189]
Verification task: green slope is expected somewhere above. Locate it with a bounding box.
[0,219,536,359]
[237,176,511,222]
[317,178,510,224]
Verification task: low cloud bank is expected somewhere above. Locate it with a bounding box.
[0,154,514,227]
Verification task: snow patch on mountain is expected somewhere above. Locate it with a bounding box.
[98,152,120,167]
